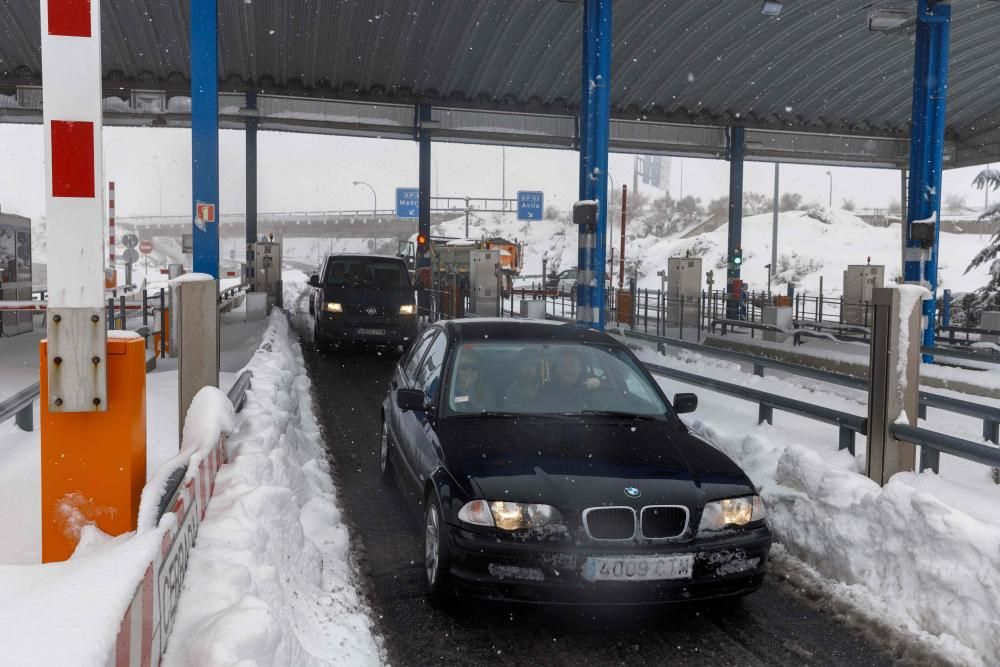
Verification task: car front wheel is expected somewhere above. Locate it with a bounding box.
[424,496,454,606]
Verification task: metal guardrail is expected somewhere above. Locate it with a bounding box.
[622,328,1000,448]
[633,332,1000,480]
[0,382,41,432]
[892,423,1000,477]
[642,359,867,455]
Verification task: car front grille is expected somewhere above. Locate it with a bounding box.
[583,507,636,540]
[640,506,688,539]
[344,304,388,316]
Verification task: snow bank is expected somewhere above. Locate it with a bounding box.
[768,445,999,665]
[164,311,382,666]
[434,208,992,298]
[637,338,1000,664]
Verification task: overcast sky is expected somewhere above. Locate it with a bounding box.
[0,124,992,221]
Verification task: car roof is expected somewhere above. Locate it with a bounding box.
[325,253,403,262]
[440,319,619,345]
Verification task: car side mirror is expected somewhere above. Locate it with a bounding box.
[397,388,427,412]
[308,274,320,288]
[673,393,698,414]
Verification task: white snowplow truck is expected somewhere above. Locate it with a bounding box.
[397,234,523,279]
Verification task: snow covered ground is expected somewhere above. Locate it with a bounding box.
[632,339,1000,666]
[432,207,992,297]
[165,309,382,666]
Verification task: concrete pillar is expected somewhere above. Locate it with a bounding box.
[866,286,922,485]
[172,276,220,440]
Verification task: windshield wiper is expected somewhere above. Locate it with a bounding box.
[448,411,524,420]
[572,410,660,420]
[447,411,578,421]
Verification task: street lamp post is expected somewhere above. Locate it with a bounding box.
[352,180,377,216]
[825,170,833,208]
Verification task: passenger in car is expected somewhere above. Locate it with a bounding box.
[452,348,495,412]
[503,351,543,410]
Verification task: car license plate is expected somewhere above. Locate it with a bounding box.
[356,328,386,336]
[582,554,694,582]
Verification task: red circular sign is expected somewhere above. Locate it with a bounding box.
[138,239,154,255]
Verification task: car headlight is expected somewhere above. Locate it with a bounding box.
[698,495,765,533]
[324,302,342,313]
[399,304,416,315]
[457,500,563,531]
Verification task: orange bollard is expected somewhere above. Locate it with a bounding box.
[40,337,147,563]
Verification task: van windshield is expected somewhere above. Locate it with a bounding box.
[324,258,410,288]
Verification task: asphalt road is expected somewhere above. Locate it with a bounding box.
[295,316,937,667]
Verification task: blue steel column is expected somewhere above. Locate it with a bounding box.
[245,89,258,247]
[726,127,745,320]
[417,104,432,289]
[905,0,952,358]
[191,0,219,278]
[577,0,611,330]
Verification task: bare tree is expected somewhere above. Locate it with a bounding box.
[841,198,856,212]
[944,193,968,214]
[779,192,803,212]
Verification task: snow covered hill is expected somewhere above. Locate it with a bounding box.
[432,208,992,297]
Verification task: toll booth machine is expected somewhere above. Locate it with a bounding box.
[249,240,283,313]
[843,264,885,325]
[0,212,33,336]
[666,256,702,328]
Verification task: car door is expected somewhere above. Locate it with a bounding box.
[390,328,438,490]
[398,331,449,491]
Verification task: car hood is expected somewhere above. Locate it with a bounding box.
[438,417,755,512]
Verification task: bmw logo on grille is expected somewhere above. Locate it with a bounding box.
[365,306,377,316]
[624,486,641,498]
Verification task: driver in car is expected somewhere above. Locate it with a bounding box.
[540,348,602,411]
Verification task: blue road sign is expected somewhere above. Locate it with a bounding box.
[396,188,420,218]
[517,191,544,221]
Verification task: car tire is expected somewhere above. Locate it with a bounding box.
[424,495,454,607]
[379,417,393,484]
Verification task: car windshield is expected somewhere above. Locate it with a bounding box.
[445,341,669,417]
[324,258,409,288]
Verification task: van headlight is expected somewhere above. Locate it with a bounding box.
[698,495,764,533]
[324,302,342,313]
[399,304,416,315]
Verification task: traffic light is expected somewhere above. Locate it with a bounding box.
[417,233,428,253]
[732,248,743,267]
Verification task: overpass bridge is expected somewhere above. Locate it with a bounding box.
[115,210,464,241]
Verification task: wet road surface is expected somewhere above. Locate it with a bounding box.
[294,313,936,667]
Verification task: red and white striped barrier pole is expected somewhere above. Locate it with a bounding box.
[41,0,147,565]
[41,0,108,411]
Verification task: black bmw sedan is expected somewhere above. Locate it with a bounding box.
[380,319,770,605]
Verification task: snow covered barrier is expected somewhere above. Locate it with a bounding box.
[111,386,235,665]
[164,312,382,665]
